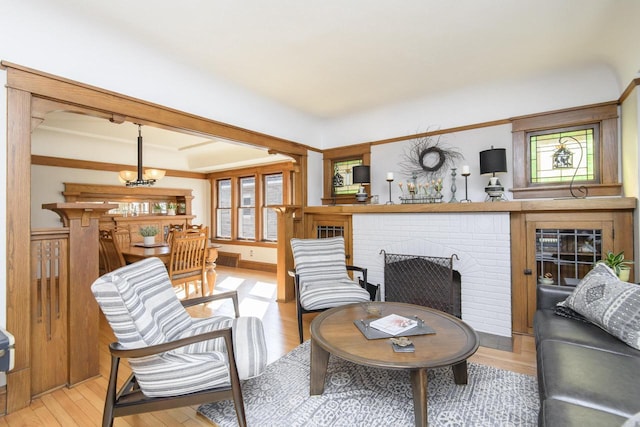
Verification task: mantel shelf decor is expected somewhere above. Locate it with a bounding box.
[399,195,443,204]
[398,175,444,204]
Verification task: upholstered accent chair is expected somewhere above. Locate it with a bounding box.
[91,257,267,427]
[290,236,372,343]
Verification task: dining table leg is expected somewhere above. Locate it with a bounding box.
[205,247,218,295]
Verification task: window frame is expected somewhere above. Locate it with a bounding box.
[511,102,621,199]
[211,162,293,246]
[262,173,283,242]
[322,142,371,205]
[215,178,232,239]
[237,176,256,241]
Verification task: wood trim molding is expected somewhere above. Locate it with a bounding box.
[32,155,207,180]
[367,119,512,146]
[2,61,309,158]
[619,78,640,104]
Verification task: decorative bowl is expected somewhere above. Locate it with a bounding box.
[361,302,383,316]
[538,277,554,285]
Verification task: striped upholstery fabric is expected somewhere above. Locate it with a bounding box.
[91,257,267,397]
[290,237,370,310]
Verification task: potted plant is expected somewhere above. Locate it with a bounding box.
[167,203,177,216]
[597,250,633,281]
[139,226,159,246]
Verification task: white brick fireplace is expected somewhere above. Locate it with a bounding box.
[352,212,512,337]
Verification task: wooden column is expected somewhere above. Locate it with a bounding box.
[42,203,117,385]
[274,206,301,302]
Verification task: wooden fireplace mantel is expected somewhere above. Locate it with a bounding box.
[303,197,636,215]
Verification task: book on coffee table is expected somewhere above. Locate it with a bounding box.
[369,314,417,336]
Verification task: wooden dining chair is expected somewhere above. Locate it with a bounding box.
[111,226,131,249]
[165,223,185,245]
[168,233,208,297]
[99,229,126,273]
[171,226,209,242]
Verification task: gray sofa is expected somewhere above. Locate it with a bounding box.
[534,284,640,427]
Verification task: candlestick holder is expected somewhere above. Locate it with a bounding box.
[449,168,458,203]
[461,171,472,203]
[386,178,394,204]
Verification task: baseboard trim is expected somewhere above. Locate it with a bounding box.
[238,259,277,273]
[217,252,276,273]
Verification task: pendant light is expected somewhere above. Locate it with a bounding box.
[119,124,165,187]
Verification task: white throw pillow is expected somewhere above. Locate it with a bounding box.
[563,263,640,350]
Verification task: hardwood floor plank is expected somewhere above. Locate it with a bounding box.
[2,265,536,425]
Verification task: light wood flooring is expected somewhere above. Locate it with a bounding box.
[0,266,537,426]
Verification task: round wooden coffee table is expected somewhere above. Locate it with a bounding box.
[309,301,479,427]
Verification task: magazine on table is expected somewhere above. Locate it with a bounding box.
[369,314,417,336]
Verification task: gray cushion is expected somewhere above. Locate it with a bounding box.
[291,237,370,310]
[563,263,640,350]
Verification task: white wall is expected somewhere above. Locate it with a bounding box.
[370,124,513,203]
[321,65,621,148]
[306,150,324,206]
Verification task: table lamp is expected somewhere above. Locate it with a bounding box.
[352,165,370,202]
[479,147,507,202]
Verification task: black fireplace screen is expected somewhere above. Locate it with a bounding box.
[381,251,461,318]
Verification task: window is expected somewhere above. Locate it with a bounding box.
[529,125,598,184]
[238,177,255,240]
[322,143,371,205]
[263,174,283,241]
[216,179,232,238]
[511,103,620,199]
[211,162,293,243]
[332,159,363,195]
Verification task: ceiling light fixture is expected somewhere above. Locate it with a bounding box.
[119,124,165,187]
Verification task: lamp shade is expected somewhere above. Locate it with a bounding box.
[479,148,507,175]
[352,165,370,184]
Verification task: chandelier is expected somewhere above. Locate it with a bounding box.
[119,124,165,187]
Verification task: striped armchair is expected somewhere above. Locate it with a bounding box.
[91,257,267,427]
[290,236,372,343]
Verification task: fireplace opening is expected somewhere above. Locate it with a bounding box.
[381,251,461,318]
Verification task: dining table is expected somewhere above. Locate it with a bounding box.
[120,242,221,295]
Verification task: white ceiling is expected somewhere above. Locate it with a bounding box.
[38,1,640,173]
[51,0,640,118]
[37,112,291,173]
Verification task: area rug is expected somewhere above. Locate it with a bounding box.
[198,341,539,427]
